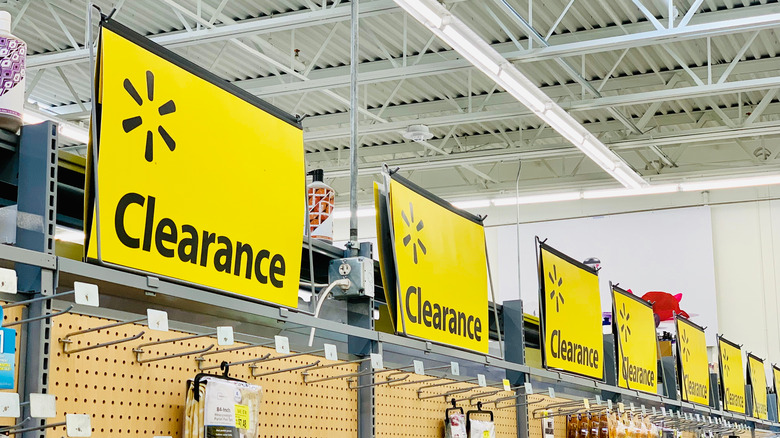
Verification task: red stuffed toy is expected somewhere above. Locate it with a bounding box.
[641,291,689,321]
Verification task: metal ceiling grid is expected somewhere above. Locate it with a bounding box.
[5,0,780,201]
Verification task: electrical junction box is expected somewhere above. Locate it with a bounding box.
[328,257,374,299]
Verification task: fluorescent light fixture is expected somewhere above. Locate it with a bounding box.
[452,199,490,209]
[612,166,645,190]
[497,68,546,113]
[493,191,581,206]
[680,175,780,192]
[393,0,443,28]
[541,110,584,146]
[332,208,377,219]
[441,24,501,76]
[59,124,89,144]
[581,136,617,171]
[582,184,679,199]
[392,0,647,189]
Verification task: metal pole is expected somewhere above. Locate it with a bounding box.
[349,0,359,248]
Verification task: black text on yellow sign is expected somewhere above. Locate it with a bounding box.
[386,176,488,353]
[747,354,768,420]
[676,317,710,406]
[612,286,657,393]
[85,21,304,307]
[772,366,780,422]
[718,337,746,414]
[538,243,603,380]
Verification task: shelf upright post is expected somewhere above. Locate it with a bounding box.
[15,122,59,438]
[503,300,529,438]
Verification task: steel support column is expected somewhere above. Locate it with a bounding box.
[15,122,58,438]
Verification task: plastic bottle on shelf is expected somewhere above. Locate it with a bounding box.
[306,169,335,243]
[0,11,25,132]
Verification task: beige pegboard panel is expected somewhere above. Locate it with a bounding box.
[0,302,23,428]
[48,311,359,437]
[527,393,577,438]
[375,374,518,437]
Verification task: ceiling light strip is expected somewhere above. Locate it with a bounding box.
[392,0,646,189]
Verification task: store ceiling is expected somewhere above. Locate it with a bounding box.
[10,0,780,204]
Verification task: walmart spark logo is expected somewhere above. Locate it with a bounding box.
[680,330,690,362]
[548,266,564,312]
[618,303,632,342]
[401,202,426,264]
[121,70,177,162]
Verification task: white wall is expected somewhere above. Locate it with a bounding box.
[332,185,780,377]
[711,198,780,380]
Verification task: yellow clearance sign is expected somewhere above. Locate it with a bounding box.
[718,337,746,414]
[748,354,768,419]
[85,21,304,307]
[387,176,488,353]
[539,243,603,380]
[612,286,657,393]
[676,317,710,405]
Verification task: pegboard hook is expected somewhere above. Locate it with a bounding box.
[199,353,272,371]
[220,361,230,377]
[1,418,68,435]
[347,374,410,390]
[59,316,147,355]
[251,360,322,378]
[3,305,73,328]
[2,290,74,308]
[133,331,217,363]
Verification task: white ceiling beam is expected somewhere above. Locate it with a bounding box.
[27,0,400,69]
[307,101,780,161]
[303,75,780,142]
[317,121,780,178]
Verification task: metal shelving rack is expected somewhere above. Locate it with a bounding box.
[1,123,778,437]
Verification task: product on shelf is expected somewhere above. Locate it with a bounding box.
[0,11,25,132]
[184,372,263,438]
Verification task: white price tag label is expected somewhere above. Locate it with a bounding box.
[0,393,19,418]
[370,353,384,370]
[477,374,486,387]
[629,402,635,411]
[548,387,556,398]
[274,336,290,354]
[30,393,56,418]
[661,407,666,416]
[617,403,625,413]
[216,327,233,346]
[584,399,590,410]
[324,343,338,361]
[413,360,425,375]
[524,382,533,395]
[147,309,168,332]
[66,413,91,437]
[503,379,511,392]
[607,400,613,410]
[74,282,99,307]
[595,395,602,405]
[641,405,646,414]
[0,268,16,294]
[450,362,460,376]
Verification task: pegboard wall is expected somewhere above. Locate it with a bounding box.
[49,311,359,437]
[375,373,519,437]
